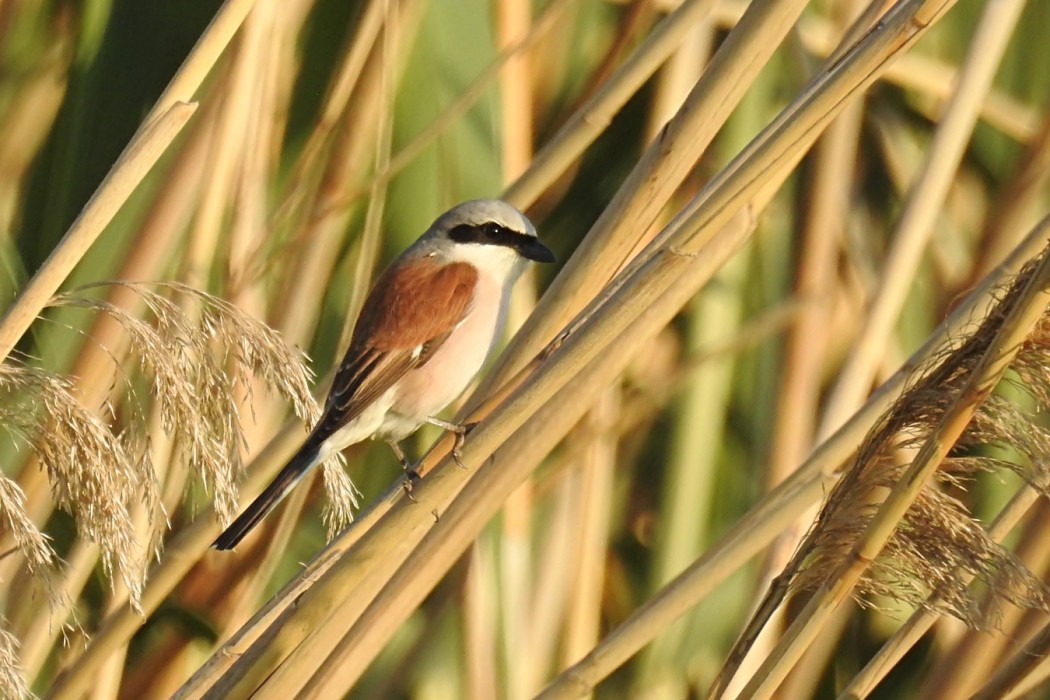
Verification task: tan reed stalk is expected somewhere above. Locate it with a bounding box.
[819,0,1029,439]
[493,1,538,695]
[735,240,1050,700]
[465,545,499,700]
[560,390,620,668]
[841,487,1043,699]
[184,2,963,693]
[522,463,582,687]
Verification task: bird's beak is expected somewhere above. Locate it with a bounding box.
[518,237,556,263]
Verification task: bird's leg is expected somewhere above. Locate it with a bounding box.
[387,440,420,500]
[423,417,478,469]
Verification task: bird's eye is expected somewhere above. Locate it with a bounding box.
[483,223,504,239]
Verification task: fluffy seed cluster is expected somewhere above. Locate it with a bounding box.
[793,256,1050,628]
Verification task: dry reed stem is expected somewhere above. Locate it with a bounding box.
[839,486,1042,699]
[560,390,619,667]
[736,237,1050,699]
[495,0,538,692]
[0,101,196,363]
[142,0,257,129]
[819,0,1028,438]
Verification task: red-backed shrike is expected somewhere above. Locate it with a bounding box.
[214,199,555,550]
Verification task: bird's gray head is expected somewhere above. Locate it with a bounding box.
[428,199,555,278]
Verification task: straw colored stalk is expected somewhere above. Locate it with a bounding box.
[819,0,1029,438]
[490,0,538,695]
[734,238,1050,700]
[841,487,1043,699]
[178,0,963,694]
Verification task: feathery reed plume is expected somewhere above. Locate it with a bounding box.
[48,282,357,535]
[0,476,54,584]
[0,361,146,603]
[790,251,1050,624]
[0,622,29,700]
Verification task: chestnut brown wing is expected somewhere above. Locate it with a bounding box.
[315,259,478,438]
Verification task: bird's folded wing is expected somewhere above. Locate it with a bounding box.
[316,259,479,436]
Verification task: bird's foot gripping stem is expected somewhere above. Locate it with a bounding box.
[424,417,479,469]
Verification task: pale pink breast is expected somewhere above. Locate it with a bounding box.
[386,272,506,431]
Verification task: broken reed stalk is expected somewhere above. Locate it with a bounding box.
[735,238,1050,700]
[0,102,196,363]
[0,0,259,365]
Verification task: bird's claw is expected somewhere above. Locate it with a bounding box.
[450,421,478,469]
[402,467,421,502]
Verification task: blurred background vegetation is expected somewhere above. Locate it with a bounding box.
[2,0,1050,698]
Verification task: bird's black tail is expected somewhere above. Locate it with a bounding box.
[212,442,322,550]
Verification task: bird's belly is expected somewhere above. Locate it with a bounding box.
[384,280,505,439]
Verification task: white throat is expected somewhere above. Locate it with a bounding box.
[445,242,528,287]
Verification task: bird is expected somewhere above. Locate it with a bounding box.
[213,199,556,550]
